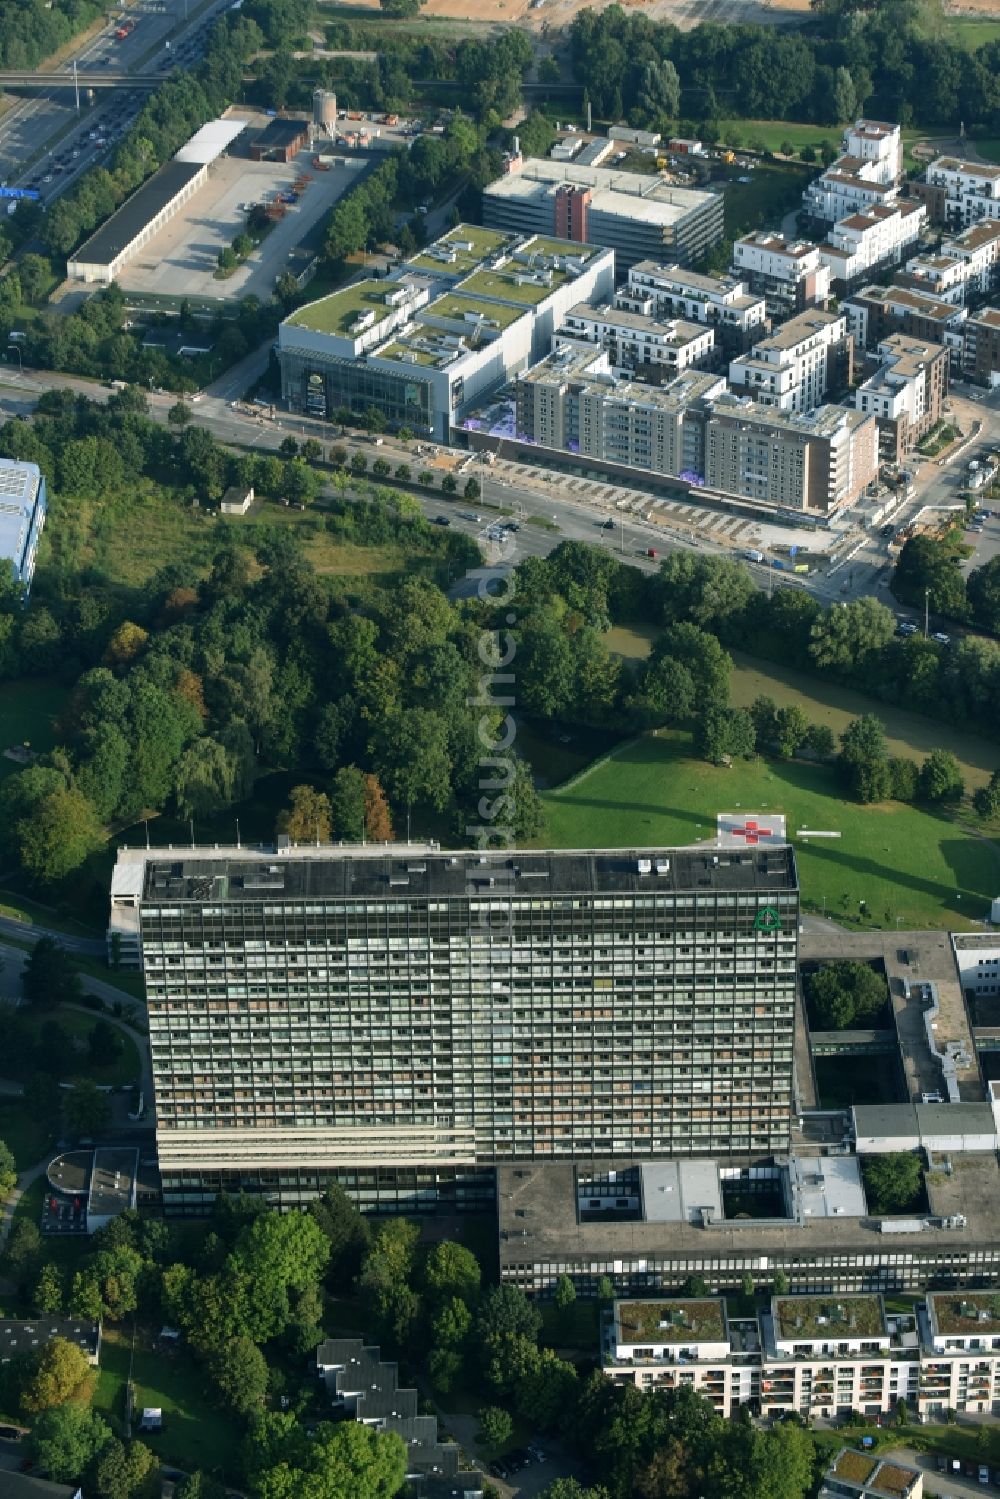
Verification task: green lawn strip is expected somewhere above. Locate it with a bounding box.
[93,1324,131,1434]
[594,632,1000,791]
[100,1330,244,1478]
[0,890,102,938]
[0,1108,55,1175]
[539,729,999,930]
[975,139,1000,164]
[726,651,998,791]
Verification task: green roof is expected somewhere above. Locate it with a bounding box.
[930,1292,1000,1335]
[407,224,511,276]
[460,265,568,307]
[617,1299,725,1344]
[377,341,439,367]
[523,234,594,260]
[427,292,526,330]
[285,280,394,336]
[774,1295,885,1340]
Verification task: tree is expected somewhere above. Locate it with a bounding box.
[363,774,394,841]
[0,1137,15,1199]
[16,787,103,884]
[464,477,481,501]
[277,784,332,844]
[862,1151,924,1214]
[554,1274,577,1313]
[168,401,193,430]
[218,245,238,273]
[441,474,458,496]
[29,1404,112,1483]
[805,960,888,1029]
[210,1337,269,1416]
[810,598,895,675]
[967,556,1000,635]
[639,57,681,119]
[888,756,918,802]
[773,1269,789,1295]
[695,706,756,764]
[66,1080,112,1138]
[21,1336,93,1412]
[805,722,836,759]
[88,1019,124,1069]
[34,1262,65,1316]
[104,621,149,671]
[22,937,82,1010]
[974,769,1000,822]
[478,1406,514,1447]
[93,1438,155,1499]
[918,748,964,803]
[839,714,891,803]
[176,1475,227,1499]
[308,1182,371,1279]
[424,1241,481,1308]
[476,1283,542,1369]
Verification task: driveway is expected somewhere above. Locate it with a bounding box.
[883,1445,991,1499]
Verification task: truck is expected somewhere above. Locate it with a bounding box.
[114,17,136,38]
[743,548,764,564]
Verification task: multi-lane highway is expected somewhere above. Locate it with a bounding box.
[0,0,230,207]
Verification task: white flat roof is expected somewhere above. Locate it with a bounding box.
[175,118,247,165]
[641,1161,723,1223]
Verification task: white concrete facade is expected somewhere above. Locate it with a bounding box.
[732,233,832,315]
[819,202,926,288]
[557,302,715,375]
[843,120,903,187]
[728,309,848,414]
[925,157,1000,229]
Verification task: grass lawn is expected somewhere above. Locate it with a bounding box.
[0,1006,142,1088]
[0,1105,55,1173]
[516,720,625,790]
[94,1326,244,1478]
[718,119,839,155]
[604,635,1000,792]
[976,138,1000,164]
[723,160,813,240]
[0,680,69,781]
[539,729,1000,930]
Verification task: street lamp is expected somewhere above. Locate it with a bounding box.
[924,587,931,639]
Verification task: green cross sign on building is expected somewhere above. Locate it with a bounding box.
[753,906,782,933]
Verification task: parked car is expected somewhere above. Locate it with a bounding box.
[432,515,451,526]
[932,631,951,646]
[897,621,918,636]
[979,1465,990,1485]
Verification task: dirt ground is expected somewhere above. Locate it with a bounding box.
[945,0,1000,14]
[344,0,809,30]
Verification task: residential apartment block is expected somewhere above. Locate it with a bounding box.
[962,306,1000,387]
[0,459,47,599]
[818,201,926,292]
[728,308,852,413]
[916,157,1000,229]
[732,233,831,318]
[802,120,903,228]
[515,345,725,477]
[124,839,799,1214]
[705,394,877,515]
[843,283,968,362]
[854,334,949,461]
[278,225,613,441]
[619,261,769,356]
[604,1290,1000,1423]
[556,302,716,377]
[482,158,724,272]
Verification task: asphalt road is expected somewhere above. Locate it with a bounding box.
[1,364,998,610]
[0,0,230,203]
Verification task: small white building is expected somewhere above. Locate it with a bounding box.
[842,120,903,187]
[220,484,255,515]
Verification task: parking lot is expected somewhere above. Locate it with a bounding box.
[116,140,367,302]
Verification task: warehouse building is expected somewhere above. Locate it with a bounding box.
[0,458,46,598]
[482,158,724,272]
[278,226,614,440]
[67,118,247,285]
[249,116,308,163]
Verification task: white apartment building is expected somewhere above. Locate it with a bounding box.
[843,119,902,187]
[854,333,949,460]
[902,220,1000,305]
[728,309,850,413]
[621,261,768,353]
[556,302,715,376]
[819,201,926,289]
[605,1291,1000,1421]
[732,233,831,316]
[922,157,1000,229]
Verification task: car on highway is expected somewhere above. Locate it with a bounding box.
[432,515,451,526]
[880,522,895,537]
[457,512,482,522]
[601,517,615,529]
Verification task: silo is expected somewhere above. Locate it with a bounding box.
[313,90,338,132]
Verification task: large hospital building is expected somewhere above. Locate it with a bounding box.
[110,840,799,1216]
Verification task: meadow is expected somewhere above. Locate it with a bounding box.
[539,730,1000,930]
